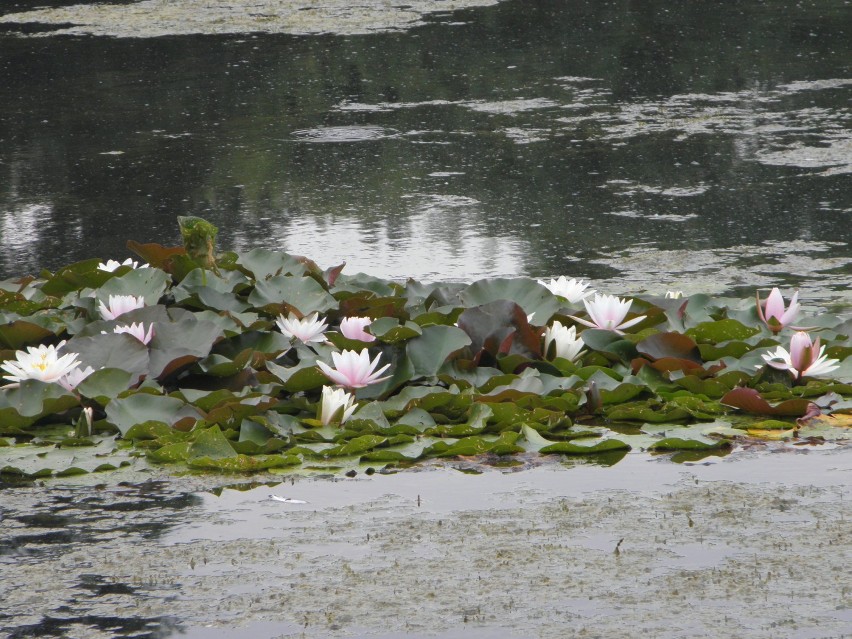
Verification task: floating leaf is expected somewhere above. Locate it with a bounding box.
[522,425,629,455]
[106,394,200,436]
[0,320,56,350]
[720,387,816,417]
[687,319,760,343]
[248,275,336,315]
[188,425,237,460]
[188,454,301,472]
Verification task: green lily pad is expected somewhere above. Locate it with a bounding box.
[248,274,336,315]
[106,393,200,436]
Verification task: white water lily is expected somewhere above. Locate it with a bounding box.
[568,293,646,334]
[665,290,684,299]
[276,312,328,344]
[318,385,358,425]
[538,276,595,303]
[58,365,96,392]
[98,294,145,320]
[339,316,376,342]
[1,342,81,385]
[98,258,146,272]
[113,322,155,345]
[317,348,391,389]
[544,321,585,363]
[759,331,839,380]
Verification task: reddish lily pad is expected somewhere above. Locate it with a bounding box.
[720,387,817,417]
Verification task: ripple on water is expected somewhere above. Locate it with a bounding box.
[291,125,400,143]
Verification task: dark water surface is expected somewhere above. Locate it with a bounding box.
[1,0,850,300]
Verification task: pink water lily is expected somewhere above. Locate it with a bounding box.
[1,342,81,385]
[98,294,145,320]
[756,288,805,334]
[59,365,96,392]
[276,312,328,344]
[759,331,839,380]
[317,348,391,389]
[567,293,646,334]
[339,316,376,342]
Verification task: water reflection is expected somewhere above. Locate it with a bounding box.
[0,0,849,303]
[0,480,203,638]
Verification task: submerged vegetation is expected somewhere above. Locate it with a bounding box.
[0,218,849,479]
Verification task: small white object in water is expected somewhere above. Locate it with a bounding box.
[269,495,307,504]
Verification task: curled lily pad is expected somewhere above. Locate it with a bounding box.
[721,387,817,417]
[522,425,629,455]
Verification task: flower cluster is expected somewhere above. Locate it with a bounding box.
[750,288,837,381]
[535,276,841,383]
[271,313,389,421]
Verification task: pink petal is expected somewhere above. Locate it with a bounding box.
[764,288,785,320]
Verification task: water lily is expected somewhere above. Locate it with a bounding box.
[98,294,146,320]
[759,331,839,380]
[339,316,376,342]
[59,366,95,392]
[276,312,328,344]
[665,290,684,299]
[98,258,146,272]
[318,385,357,425]
[113,322,155,345]
[544,321,585,362]
[317,348,391,389]
[538,276,595,303]
[756,288,803,334]
[1,342,82,385]
[568,293,646,334]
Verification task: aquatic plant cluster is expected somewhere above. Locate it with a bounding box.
[0,221,849,478]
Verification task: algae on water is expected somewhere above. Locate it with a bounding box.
[0,0,505,38]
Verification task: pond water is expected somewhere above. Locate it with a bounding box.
[1,0,850,304]
[2,449,851,638]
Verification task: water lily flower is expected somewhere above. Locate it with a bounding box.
[98,258,145,272]
[59,366,96,392]
[538,276,595,303]
[276,312,328,344]
[567,293,646,334]
[317,348,391,389]
[544,321,585,362]
[339,316,376,342]
[1,342,82,385]
[318,385,358,425]
[113,322,155,345]
[756,288,802,334]
[98,294,146,320]
[665,290,684,299]
[759,331,839,380]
